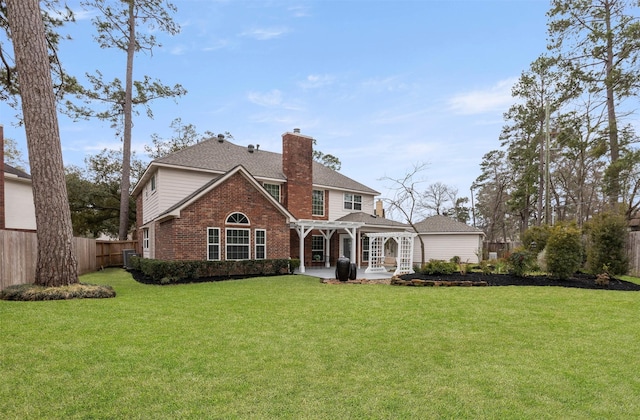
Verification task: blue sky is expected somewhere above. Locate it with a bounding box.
[2,0,551,202]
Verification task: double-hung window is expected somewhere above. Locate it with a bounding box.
[207,228,220,260]
[255,229,266,259]
[312,235,325,262]
[312,190,324,216]
[263,183,281,202]
[142,228,150,250]
[344,193,362,210]
[226,229,250,260]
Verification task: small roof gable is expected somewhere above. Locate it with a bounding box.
[3,163,31,180]
[414,215,483,234]
[338,212,410,230]
[136,137,379,196]
[158,165,295,222]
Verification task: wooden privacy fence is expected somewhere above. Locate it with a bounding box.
[0,230,121,290]
[627,231,640,277]
[95,240,137,268]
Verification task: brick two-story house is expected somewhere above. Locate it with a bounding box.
[132,129,413,273]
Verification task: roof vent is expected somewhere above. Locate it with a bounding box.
[217,134,224,143]
[248,144,255,153]
[293,128,300,134]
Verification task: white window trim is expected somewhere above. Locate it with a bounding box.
[225,228,251,260]
[255,229,266,260]
[207,227,221,261]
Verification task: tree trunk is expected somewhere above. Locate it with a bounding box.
[119,1,135,240]
[6,0,78,286]
[604,0,620,207]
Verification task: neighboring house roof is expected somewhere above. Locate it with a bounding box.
[3,163,31,180]
[414,215,484,234]
[135,137,379,196]
[157,165,296,223]
[338,212,410,230]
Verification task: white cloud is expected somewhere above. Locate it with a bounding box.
[240,27,289,40]
[298,74,335,89]
[247,90,283,107]
[170,45,186,55]
[447,77,517,115]
[288,5,311,18]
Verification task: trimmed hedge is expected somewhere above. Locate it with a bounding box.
[128,256,298,284]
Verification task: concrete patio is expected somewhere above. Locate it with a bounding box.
[297,266,394,281]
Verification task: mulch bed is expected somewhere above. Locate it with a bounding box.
[395,272,640,291]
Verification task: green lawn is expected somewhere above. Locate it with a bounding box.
[1,269,640,419]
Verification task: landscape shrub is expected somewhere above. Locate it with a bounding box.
[584,212,629,276]
[129,257,293,284]
[521,224,551,254]
[506,248,533,277]
[418,259,456,275]
[545,222,583,279]
[0,283,116,301]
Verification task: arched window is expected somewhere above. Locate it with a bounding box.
[225,212,250,260]
[226,212,249,225]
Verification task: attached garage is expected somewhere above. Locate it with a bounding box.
[412,215,484,264]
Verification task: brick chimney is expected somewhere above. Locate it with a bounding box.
[282,128,313,219]
[375,199,385,218]
[0,125,5,229]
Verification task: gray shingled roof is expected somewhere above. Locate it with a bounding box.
[153,137,379,195]
[3,163,31,179]
[414,215,483,234]
[338,212,410,229]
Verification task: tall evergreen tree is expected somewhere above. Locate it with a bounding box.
[67,0,186,240]
[548,0,640,206]
[6,0,78,286]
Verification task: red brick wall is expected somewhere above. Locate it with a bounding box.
[154,171,290,261]
[282,131,313,219]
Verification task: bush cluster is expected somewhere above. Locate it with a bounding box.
[545,222,583,279]
[415,259,457,275]
[506,248,534,277]
[585,212,629,276]
[0,283,116,301]
[129,256,299,284]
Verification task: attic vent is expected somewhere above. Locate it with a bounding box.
[248,144,255,153]
[217,134,224,143]
[293,128,300,133]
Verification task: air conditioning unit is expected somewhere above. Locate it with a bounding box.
[122,249,137,269]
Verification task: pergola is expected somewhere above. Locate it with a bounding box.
[290,220,364,273]
[364,231,417,276]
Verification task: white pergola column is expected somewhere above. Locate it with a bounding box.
[320,229,336,268]
[291,220,364,273]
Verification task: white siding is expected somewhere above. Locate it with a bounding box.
[142,167,215,223]
[5,178,36,230]
[327,190,375,221]
[413,234,482,265]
